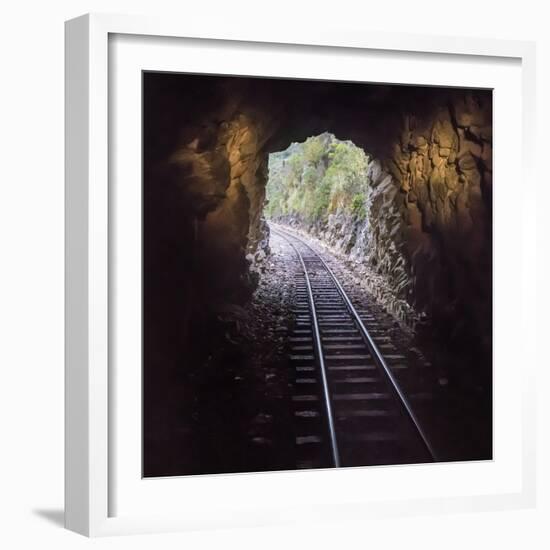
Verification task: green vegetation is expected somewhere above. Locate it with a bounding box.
[265,133,369,224]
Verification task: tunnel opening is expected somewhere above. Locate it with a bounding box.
[142,72,493,477]
[263,133,417,323]
[265,133,371,231]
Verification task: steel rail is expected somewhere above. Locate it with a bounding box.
[273,225,438,462]
[273,229,341,467]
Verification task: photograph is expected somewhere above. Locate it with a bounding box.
[0,0,543,544]
[142,72,493,477]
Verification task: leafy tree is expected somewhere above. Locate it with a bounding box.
[265,133,369,225]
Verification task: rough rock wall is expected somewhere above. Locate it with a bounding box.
[325,160,414,323]
[149,100,275,317]
[394,94,492,358]
[195,113,272,300]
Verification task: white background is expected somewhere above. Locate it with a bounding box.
[0,0,547,548]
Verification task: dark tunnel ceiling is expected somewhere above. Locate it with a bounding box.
[143,72,490,162]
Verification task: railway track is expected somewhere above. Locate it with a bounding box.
[271,225,437,469]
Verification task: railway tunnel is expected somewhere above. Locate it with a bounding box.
[142,73,493,476]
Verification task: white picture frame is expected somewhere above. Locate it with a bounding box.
[65,12,537,537]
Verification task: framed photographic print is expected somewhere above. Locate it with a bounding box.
[65,13,536,536]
